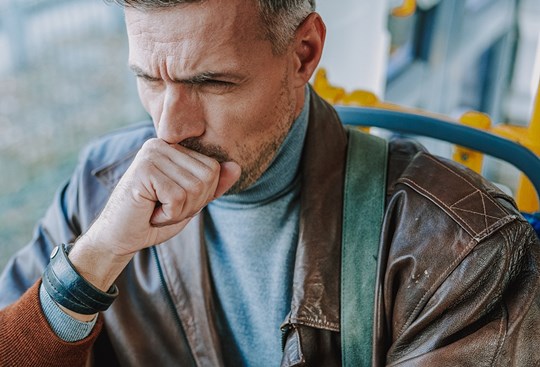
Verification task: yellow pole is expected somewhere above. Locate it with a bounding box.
[516,177,538,213]
[392,0,416,17]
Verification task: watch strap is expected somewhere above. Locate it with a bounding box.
[42,243,118,315]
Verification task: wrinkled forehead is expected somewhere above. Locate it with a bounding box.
[125,1,275,79]
[125,1,264,50]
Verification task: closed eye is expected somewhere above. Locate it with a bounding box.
[188,79,236,93]
[201,80,234,87]
[138,75,161,83]
[183,76,234,87]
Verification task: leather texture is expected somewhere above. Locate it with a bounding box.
[0,90,539,366]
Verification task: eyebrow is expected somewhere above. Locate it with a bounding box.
[129,64,245,84]
[129,65,160,81]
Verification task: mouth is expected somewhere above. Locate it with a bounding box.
[180,137,232,163]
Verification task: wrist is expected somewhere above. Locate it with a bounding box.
[69,235,133,292]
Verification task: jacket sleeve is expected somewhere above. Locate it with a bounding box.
[0,280,103,366]
[376,154,540,366]
[382,218,540,366]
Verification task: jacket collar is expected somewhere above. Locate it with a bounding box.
[286,88,347,331]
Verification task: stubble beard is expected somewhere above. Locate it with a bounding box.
[225,72,296,194]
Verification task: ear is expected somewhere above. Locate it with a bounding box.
[291,12,326,88]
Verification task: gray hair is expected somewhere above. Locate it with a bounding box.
[106,0,315,54]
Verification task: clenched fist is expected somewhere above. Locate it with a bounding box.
[68,138,241,294]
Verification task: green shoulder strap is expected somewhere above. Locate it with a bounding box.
[341,127,388,367]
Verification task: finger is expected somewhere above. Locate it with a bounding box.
[152,159,217,215]
[214,161,242,198]
[168,143,223,171]
[144,168,189,226]
[155,143,222,191]
[142,138,218,176]
[139,139,221,210]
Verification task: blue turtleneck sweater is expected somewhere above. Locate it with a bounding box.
[205,89,310,366]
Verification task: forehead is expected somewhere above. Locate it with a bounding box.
[125,1,265,68]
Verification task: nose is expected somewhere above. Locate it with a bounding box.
[156,85,205,144]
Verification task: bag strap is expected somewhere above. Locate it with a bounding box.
[341,127,388,367]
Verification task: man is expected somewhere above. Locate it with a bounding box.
[0,0,539,366]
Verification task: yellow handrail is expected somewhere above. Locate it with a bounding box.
[392,0,417,17]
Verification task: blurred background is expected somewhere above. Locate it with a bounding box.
[0,0,539,271]
[0,0,146,271]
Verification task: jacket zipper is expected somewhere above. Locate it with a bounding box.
[151,246,197,366]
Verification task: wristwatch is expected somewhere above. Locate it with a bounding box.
[42,243,119,315]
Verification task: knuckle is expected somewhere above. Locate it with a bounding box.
[165,207,181,221]
[201,162,220,181]
[165,199,184,221]
[130,187,145,200]
[207,159,221,174]
[141,138,162,153]
[190,178,206,196]
[173,188,187,206]
[137,140,165,166]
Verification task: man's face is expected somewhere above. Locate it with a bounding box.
[126,0,305,194]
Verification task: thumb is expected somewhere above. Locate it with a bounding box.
[214,161,242,198]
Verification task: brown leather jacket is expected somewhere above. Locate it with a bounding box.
[1,90,539,366]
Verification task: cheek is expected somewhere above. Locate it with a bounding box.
[199,89,293,184]
[224,88,280,132]
[202,93,246,125]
